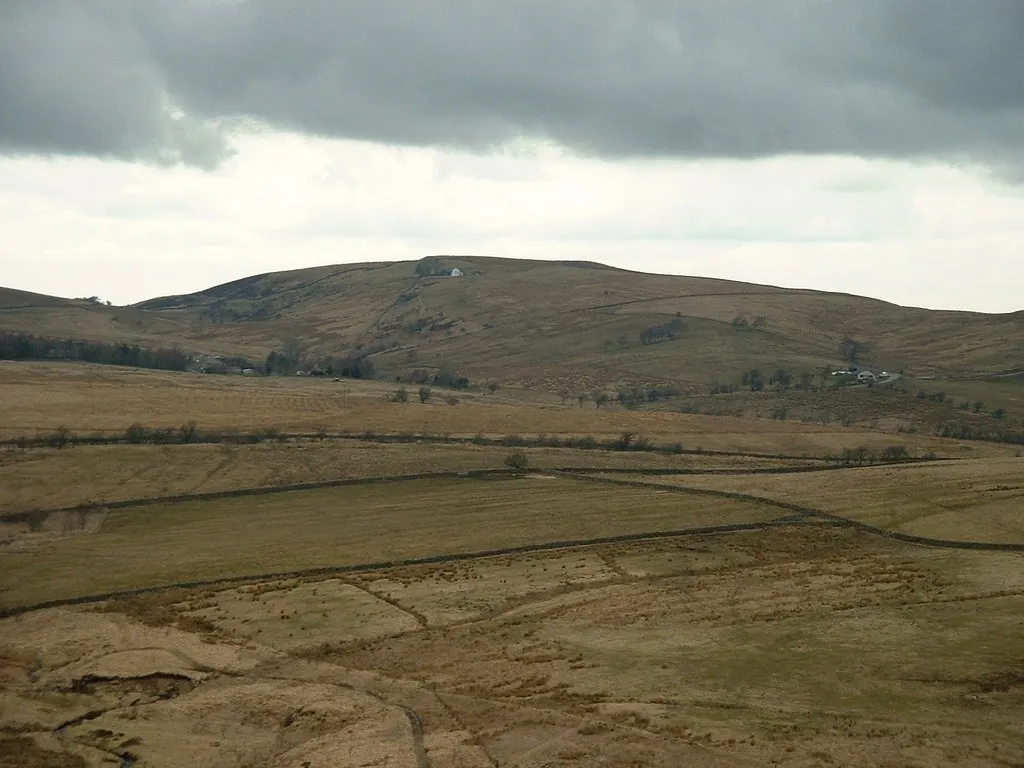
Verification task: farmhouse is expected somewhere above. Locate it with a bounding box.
[450,268,463,277]
[857,370,877,382]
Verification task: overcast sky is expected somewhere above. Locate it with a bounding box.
[2,1,1023,313]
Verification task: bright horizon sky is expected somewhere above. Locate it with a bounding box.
[2,2,1023,314]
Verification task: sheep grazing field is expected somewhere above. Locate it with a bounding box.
[1,363,1022,767]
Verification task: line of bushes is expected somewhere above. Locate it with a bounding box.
[2,425,943,465]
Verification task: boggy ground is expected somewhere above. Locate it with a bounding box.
[3,527,1022,767]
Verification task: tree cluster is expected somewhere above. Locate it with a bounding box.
[730,315,767,331]
[639,317,685,345]
[414,257,455,277]
[403,368,470,389]
[0,332,188,371]
[617,384,681,406]
[264,348,374,379]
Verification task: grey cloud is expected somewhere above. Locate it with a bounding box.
[2,1,1023,169]
[0,3,230,168]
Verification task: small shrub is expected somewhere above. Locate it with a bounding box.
[446,395,459,405]
[48,425,73,449]
[178,420,199,443]
[391,386,409,403]
[418,386,432,403]
[569,435,598,450]
[880,445,909,462]
[151,427,176,444]
[125,423,149,444]
[27,508,48,532]
[504,450,529,472]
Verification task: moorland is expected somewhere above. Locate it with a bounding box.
[1,257,1022,767]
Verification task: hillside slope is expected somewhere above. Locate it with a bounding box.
[2,257,1022,391]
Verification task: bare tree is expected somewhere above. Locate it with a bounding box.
[838,337,869,364]
[178,420,199,443]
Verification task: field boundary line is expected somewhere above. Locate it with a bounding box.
[0,469,513,522]
[556,471,1024,554]
[0,518,827,618]
[0,462,927,522]
[1,429,962,464]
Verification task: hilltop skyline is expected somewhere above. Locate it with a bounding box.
[2,2,1023,312]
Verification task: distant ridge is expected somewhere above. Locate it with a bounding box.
[2,256,1022,387]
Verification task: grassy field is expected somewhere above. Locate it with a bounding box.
[0,440,822,513]
[2,349,1023,766]
[614,457,1024,544]
[2,527,1021,767]
[664,379,1024,434]
[3,256,1023,392]
[910,374,1024,418]
[0,476,783,609]
[2,362,1017,460]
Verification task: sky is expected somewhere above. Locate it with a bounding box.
[1,1,1023,313]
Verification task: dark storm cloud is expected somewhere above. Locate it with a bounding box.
[2,1,1024,168]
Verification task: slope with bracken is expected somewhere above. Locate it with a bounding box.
[2,256,1022,393]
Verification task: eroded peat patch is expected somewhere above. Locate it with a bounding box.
[3,527,1022,767]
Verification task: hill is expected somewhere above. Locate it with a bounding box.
[2,256,1022,394]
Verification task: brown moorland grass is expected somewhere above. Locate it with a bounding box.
[3,528,1021,767]
[1,362,1014,458]
[0,440,819,513]
[665,379,1024,434]
[605,457,1024,544]
[0,476,784,609]
[910,374,1024,417]
[4,257,1022,383]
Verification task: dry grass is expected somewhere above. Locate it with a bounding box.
[667,379,1024,434]
[619,457,1024,543]
[2,362,1015,459]
[5,528,1020,767]
[0,476,782,609]
[3,257,1022,386]
[0,440,814,513]
[1,259,1021,766]
[910,374,1024,418]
